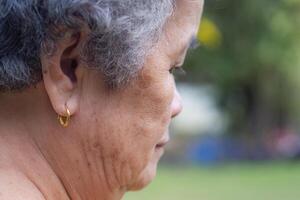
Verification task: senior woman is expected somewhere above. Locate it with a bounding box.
[0,0,203,199]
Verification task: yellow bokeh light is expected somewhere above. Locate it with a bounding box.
[197,18,222,49]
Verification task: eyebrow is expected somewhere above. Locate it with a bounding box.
[188,35,200,50]
[175,35,200,67]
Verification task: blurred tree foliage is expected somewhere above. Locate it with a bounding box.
[184,0,300,135]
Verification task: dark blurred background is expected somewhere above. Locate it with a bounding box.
[125,0,300,199]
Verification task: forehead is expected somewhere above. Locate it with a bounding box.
[161,0,204,59]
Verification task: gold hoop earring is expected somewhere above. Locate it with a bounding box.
[58,106,71,128]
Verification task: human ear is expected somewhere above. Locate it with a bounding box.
[41,31,86,117]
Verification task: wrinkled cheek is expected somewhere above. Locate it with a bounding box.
[118,150,152,188]
[124,122,166,191]
[98,121,154,188]
[127,161,157,191]
[118,125,156,185]
[83,121,124,188]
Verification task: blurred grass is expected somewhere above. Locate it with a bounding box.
[124,162,300,200]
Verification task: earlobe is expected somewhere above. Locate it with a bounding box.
[41,32,83,118]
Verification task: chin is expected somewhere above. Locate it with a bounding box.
[127,158,159,191]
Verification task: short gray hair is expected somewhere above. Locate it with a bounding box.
[0,0,175,91]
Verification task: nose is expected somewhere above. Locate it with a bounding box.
[171,87,183,118]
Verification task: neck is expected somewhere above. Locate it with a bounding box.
[0,86,125,200]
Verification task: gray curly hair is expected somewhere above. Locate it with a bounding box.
[0,0,175,91]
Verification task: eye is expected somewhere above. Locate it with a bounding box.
[169,66,186,77]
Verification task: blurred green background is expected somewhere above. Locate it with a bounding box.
[125,0,300,199]
[125,163,300,200]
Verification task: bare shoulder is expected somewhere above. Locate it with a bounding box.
[0,169,46,200]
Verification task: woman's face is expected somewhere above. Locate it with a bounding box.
[74,0,204,191]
